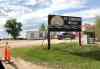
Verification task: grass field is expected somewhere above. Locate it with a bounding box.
[12,42,100,69]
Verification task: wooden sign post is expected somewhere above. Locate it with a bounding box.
[79,32,82,47]
[48,31,50,49]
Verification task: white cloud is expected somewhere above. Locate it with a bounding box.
[7,5,33,17]
[63,8,100,19]
[0,0,89,37]
[24,0,37,5]
[23,0,50,6]
[18,0,86,23]
[0,28,4,31]
[0,0,86,23]
[0,18,8,28]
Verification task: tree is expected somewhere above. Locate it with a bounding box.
[39,23,47,39]
[4,19,22,39]
[95,16,100,41]
[39,23,47,32]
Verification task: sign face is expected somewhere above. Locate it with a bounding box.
[48,15,81,31]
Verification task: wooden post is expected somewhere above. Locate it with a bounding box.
[79,32,82,47]
[48,31,50,50]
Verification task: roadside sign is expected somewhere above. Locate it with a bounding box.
[87,32,95,44]
[48,15,82,49]
[48,15,81,32]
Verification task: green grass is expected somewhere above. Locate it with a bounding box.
[12,42,100,69]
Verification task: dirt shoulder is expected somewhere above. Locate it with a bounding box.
[0,39,77,48]
[4,58,53,69]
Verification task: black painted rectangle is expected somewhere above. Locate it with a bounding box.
[48,15,81,32]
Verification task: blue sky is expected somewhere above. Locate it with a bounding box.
[0,0,100,38]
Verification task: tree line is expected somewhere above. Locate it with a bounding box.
[4,19,47,40]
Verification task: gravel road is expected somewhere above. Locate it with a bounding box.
[0,39,77,48]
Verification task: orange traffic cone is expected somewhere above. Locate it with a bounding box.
[4,42,12,61]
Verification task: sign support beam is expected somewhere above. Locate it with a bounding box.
[48,31,50,50]
[79,32,82,47]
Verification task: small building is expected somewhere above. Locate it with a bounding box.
[26,30,58,40]
[26,31,47,40]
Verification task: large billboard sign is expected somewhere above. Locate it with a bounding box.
[48,15,82,32]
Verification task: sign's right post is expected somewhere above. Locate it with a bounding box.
[79,32,82,48]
